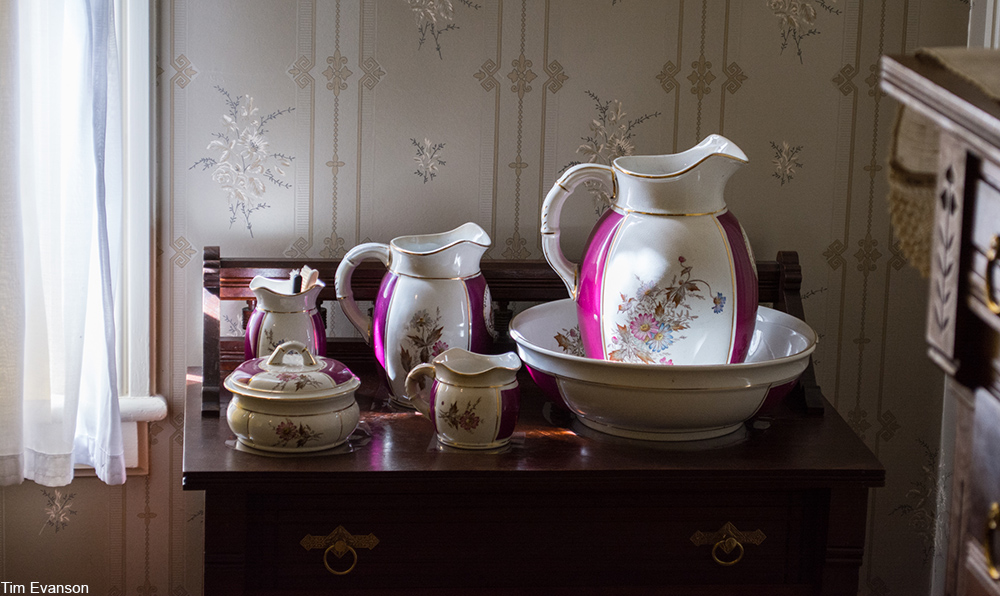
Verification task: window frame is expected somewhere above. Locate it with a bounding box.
[76,0,167,475]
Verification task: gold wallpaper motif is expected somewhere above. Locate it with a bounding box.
[169,54,197,88]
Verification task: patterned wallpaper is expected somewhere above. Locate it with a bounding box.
[0,0,971,594]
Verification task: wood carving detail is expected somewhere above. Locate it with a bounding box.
[926,136,965,371]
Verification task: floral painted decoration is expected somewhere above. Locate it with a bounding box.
[399,308,449,373]
[271,372,325,393]
[554,326,585,357]
[609,257,725,364]
[440,397,483,432]
[272,418,323,448]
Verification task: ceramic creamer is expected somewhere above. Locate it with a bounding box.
[245,268,326,360]
[404,348,521,450]
[335,223,496,405]
[541,134,757,365]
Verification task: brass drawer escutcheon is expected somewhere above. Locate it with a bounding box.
[986,235,1000,315]
[301,525,380,576]
[690,522,766,567]
[987,502,1000,580]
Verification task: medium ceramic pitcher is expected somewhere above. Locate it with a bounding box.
[335,223,496,404]
[245,267,326,360]
[541,134,757,365]
[404,348,521,450]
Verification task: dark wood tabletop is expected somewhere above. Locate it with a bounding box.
[182,362,884,492]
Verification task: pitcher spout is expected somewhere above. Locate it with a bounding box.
[389,222,491,278]
[612,134,748,215]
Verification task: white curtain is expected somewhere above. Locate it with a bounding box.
[0,0,126,486]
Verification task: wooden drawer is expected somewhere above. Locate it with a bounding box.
[240,488,825,594]
[962,537,1000,596]
[963,389,1000,594]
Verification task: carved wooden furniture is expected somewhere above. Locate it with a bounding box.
[881,52,1000,595]
[185,250,883,595]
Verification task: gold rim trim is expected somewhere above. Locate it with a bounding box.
[229,403,357,417]
[715,217,738,362]
[393,270,483,281]
[529,364,756,391]
[227,378,360,398]
[614,206,727,217]
[253,307,321,314]
[435,378,518,389]
[390,236,490,256]
[612,152,747,179]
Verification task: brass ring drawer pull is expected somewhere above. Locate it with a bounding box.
[690,521,766,567]
[301,525,379,577]
[711,537,745,566]
[987,502,1000,580]
[324,542,358,576]
[986,235,1000,315]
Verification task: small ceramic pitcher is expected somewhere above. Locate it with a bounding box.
[335,223,496,405]
[404,348,521,450]
[245,267,326,360]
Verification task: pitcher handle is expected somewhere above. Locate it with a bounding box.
[404,363,436,418]
[540,163,615,299]
[335,242,391,344]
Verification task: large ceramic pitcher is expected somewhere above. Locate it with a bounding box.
[245,268,326,360]
[541,134,757,365]
[335,223,496,404]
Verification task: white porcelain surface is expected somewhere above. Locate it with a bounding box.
[509,300,817,441]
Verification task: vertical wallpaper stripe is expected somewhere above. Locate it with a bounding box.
[355,0,380,244]
[322,0,348,260]
[827,0,864,410]
[476,0,503,256]
[287,0,318,257]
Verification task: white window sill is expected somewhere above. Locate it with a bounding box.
[75,395,167,477]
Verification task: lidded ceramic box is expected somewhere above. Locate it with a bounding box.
[224,340,360,453]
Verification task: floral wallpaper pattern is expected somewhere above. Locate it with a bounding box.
[408,0,483,58]
[39,490,76,535]
[771,140,804,185]
[412,138,447,182]
[0,1,970,595]
[565,92,661,214]
[768,0,843,62]
[191,88,296,236]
